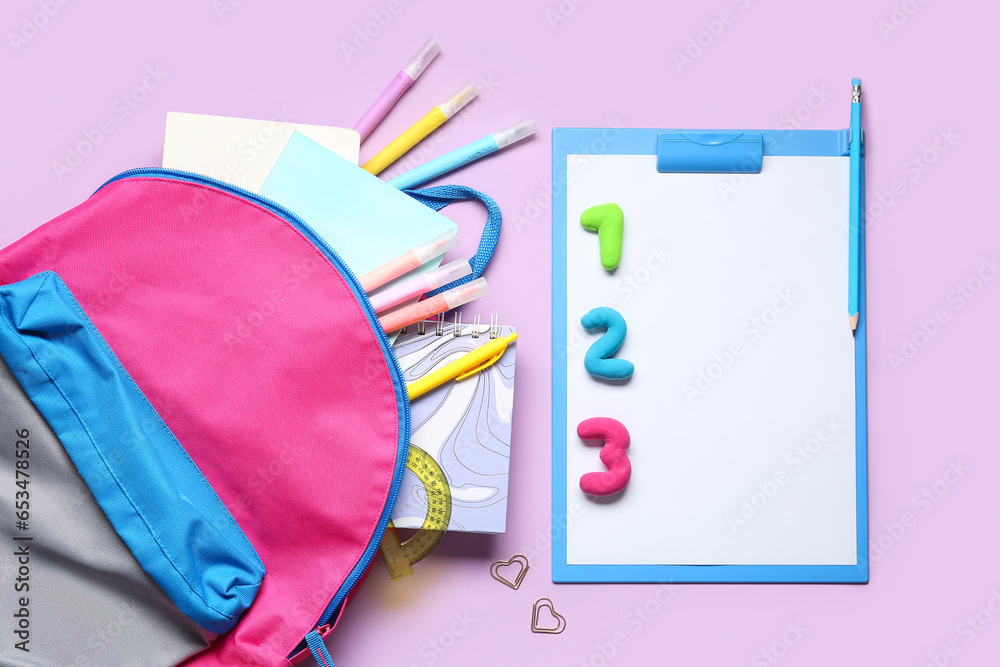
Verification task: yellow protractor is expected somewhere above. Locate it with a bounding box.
[378,444,452,581]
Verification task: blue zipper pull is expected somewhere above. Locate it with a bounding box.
[306,630,335,667]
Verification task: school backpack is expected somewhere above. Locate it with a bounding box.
[0,167,499,666]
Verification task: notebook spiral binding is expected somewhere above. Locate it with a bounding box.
[403,313,501,339]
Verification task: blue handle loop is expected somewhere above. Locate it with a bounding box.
[404,185,501,296]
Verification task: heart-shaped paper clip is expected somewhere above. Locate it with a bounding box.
[490,555,530,590]
[531,598,567,634]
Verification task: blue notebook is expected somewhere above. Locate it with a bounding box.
[551,128,867,584]
[260,132,458,328]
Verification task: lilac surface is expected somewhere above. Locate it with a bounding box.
[1,1,997,665]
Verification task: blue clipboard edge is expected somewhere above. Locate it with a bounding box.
[550,128,869,584]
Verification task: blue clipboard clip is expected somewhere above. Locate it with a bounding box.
[656,131,763,174]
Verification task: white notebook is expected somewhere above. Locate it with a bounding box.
[391,316,518,534]
[162,112,360,192]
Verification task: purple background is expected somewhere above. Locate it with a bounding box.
[2,1,997,665]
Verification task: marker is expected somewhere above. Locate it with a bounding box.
[362,81,480,176]
[388,118,537,190]
[369,259,472,313]
[354,39,441,144]
[359,230,458,293]
[379,278,488,333]
[407,331,519,400]
[848,78,862,334]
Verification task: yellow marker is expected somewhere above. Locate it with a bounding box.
[362,81,479,176]
[407,332,518,401]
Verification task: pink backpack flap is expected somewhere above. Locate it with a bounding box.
[0,169,411,666]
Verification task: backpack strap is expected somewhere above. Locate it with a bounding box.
[404,185,502,296]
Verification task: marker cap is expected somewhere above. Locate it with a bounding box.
[493,118,537,150]
[367,259,471,314]
[402,39,441,80]
[414,230,460,265]
[428,258,473,287]
[437,81,479,119]
[443,277,489,310]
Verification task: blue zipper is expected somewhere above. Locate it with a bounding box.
[95,167,412,652]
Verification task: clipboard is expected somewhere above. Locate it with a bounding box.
[551,126,867,584]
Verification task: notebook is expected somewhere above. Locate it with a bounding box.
[391,316,518,534]
[259,132,459,341]
[552,127,867,583]
[162,112,361,192]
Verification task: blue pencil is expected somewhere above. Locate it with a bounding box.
[848,79,862,333]
[388,118,535,190]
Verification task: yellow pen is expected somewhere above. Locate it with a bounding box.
[363,81,479,176]
[407,332,518,400]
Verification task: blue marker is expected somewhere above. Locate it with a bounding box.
[388,118,536,190]
[848,78,862,333]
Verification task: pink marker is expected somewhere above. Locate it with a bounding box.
[359,230,459,293]
[378,278,489,333]
[354,39,441,144]
[369,259,471,314]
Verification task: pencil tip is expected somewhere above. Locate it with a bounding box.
[849,313,859,333]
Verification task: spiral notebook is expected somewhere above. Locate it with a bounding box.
[391,315,518,534]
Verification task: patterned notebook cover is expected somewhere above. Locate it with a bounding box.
[391,318,517,534]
